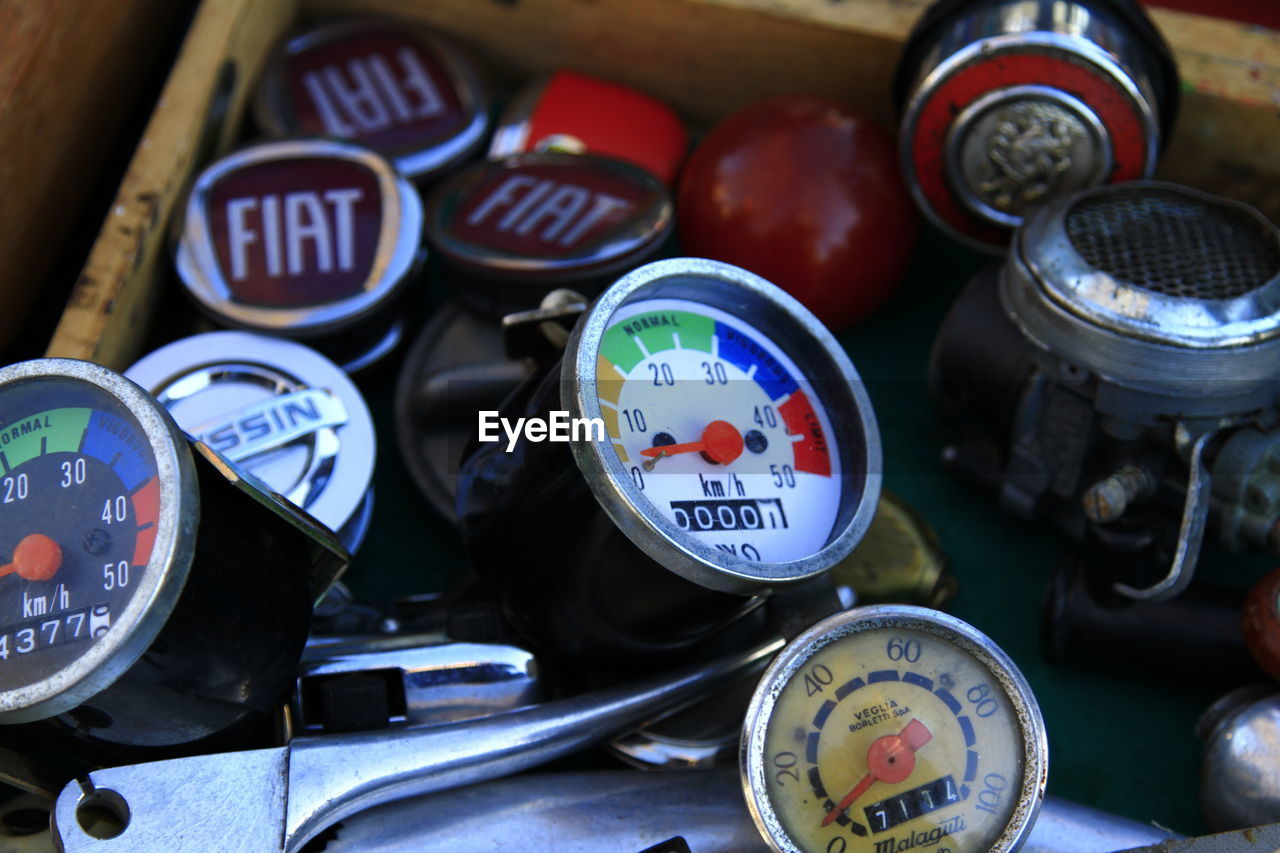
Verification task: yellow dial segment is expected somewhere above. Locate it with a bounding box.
[758,625,1028,853]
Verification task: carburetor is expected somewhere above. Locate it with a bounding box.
[932,181,1280,599]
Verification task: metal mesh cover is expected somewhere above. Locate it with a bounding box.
[1065,187,1280,300]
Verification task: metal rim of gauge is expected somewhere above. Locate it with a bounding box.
[740,604,1048,853]
[174,138,424,340]
[125,331,377,553]
[252,19,490,181]
[899,20,1163,252]
[1000,180,1280,397]
[1010,180,1280,351]
[425,152,673,284]
[560,257,882,595]
[0,359,198,723]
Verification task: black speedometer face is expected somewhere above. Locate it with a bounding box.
[0,359,341,742]
[0,377,159,693]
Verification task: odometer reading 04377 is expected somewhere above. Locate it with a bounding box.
[0,381,159,692]
[596,298,842,564]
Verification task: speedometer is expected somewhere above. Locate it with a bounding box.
[0,359,345,750]
[459,258,880,668]
[742,605,1047,853]
[563,258,878,593]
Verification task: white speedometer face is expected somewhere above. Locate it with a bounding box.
[596,298,843,563]
[564,258,882,595]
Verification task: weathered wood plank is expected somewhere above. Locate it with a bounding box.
[44,0,297,368]
[0,0,183,353]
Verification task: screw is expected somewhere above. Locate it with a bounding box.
[1082,464,1153,524]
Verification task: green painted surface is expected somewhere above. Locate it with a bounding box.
[600,324,646,372]
[631,309,714,355]
[0,407,90,469]
[601,309,714,370]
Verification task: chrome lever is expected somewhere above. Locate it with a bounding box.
[53,639,781,853]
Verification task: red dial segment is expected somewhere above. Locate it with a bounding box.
[130,477,160,568]
[780,390,832,476]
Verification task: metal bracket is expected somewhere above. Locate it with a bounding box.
[1114,426,1213,600]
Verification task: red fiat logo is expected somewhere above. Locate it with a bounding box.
[450,162,650,259]
[209,158,383,307]
[285,31,466,152]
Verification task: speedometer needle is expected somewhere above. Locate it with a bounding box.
[821,718,932,827]
[0,533,63,581]
[640,420,744,469]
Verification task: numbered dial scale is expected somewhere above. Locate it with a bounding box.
[742,606,1047,853]
[0,359,344,748]
[459,258,881,667]
[563,257,881,593]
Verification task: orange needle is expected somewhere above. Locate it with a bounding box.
[640,420,744,468]
[0,533,63,581]
[821,718,932,827]
[823,771,877,827]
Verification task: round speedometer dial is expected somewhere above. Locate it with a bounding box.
[742,606,1047,853]
[0,363,193,722]
[599,298,843,563]
[564,258,880,594]
[458,258,880,668]
[0,358,346,750]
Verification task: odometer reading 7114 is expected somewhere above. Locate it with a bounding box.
[597,298,842,563]
[0,381,159,692]
[742,606,1047,853]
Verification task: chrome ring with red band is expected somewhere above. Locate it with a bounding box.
[897,0,1178,252]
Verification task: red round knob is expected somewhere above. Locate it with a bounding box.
[1,533,62,581]
[676,96,919,331]
[1242,567,1280,680]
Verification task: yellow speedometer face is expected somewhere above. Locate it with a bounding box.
[742,606,1046,853]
